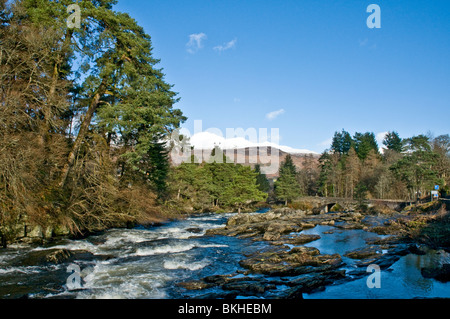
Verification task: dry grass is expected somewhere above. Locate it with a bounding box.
[289,201,314,211]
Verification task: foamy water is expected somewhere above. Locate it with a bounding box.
[0,212,249,299]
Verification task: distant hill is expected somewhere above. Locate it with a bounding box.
[189,131,318,155]
[198,146,319,178]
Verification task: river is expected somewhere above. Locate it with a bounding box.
[0,211,449,299]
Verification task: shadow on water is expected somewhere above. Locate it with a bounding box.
[305,250,450,299]
[301,225,384,257]
[302,225,450,299]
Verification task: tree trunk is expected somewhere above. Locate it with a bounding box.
[46,31,72,136]
[58,78,108,188]
[0,232,6,249]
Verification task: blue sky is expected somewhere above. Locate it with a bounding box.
[115,0,450,153]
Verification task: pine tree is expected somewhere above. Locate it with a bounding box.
[391,135,439,201]
[282,154,297,175]
[169,162,214,210]
[141,135,170,197]
[275,155,301,205]
[383,131,403,153]
[222,165,267,213]
[254,164,270,193]
[40,0,187,188]
[354,132,379,160]
[331,130,354,155]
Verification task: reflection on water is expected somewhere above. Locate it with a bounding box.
[305,229,450,299]
[301,225,383,256]
[307,252,450,299]
[395,252,450,296]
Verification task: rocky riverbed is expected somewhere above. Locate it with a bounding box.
[1,206,449,299]
[177,206,450,298]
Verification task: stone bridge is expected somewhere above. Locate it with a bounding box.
[296,197,410,213]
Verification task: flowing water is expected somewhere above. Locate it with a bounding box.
[300,225,450,299]
[0,211,449,299]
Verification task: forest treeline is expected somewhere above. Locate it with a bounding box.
[0,0,270,246]
[274,130,450,204]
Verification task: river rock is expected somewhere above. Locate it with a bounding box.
[355,253,401,270]
[203,274,234,284]
[186,227,203,234]
[421,264,450,283]
[239,246,343,276]
[267,222,300,234]
[344,246,381,260]
[334,221,364,230]
[178,280,212,290]
[285,270,347,298]
[208,210,307,241]
[179,273,278,298]
[270,234,321,246]
[16,249,96,266]
[407,244,428,255]
[222,281,275,295]
[226,212,280,227]
[300,222,316,229]
[261,223,301,241]
[14,248,115,267]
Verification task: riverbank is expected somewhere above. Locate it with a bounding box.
[0,200,271,250]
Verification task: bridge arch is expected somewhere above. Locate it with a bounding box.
[326,203,336,212]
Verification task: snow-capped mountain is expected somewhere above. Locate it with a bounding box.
[189,131,318,155]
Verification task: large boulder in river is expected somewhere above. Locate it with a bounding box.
[262,223,301,241]
[239,246,343,276]
[270,234,321,246]
[226,211,280,227]
[344,246,381,260]
[421,264,450,283]
[206,210,305,241]
[285,270,347,297]
[15,249,96,267]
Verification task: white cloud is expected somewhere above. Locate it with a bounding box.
[266,109,285,121]
[376,132,388,145]
[359,38,377,50]
[186,33,207,54]
[359,38,369,47]
[213,38,237,52]
[319,138,333,148]
[376,132,389,153]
